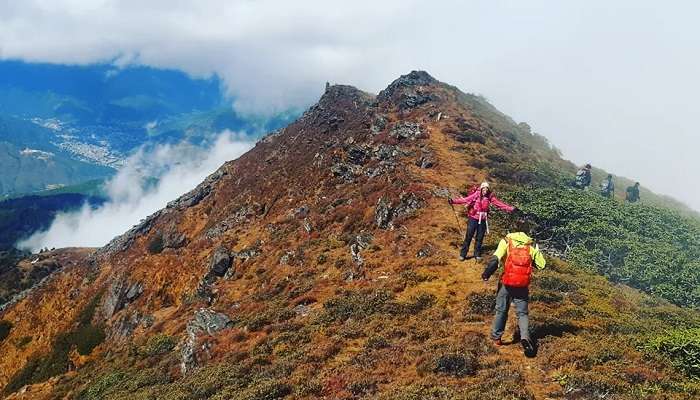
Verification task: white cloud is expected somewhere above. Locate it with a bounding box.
[1,0,699,209]
[18,132,252,250]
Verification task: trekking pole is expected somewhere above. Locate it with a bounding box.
[449,203,464,237]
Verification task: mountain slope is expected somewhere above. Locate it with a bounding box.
[1,72,699,399]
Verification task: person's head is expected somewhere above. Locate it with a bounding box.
[607,174,613,179]
[480,181,491,195]
[635,182,640,187]
[515,218,536,236]
[585,164,592,170]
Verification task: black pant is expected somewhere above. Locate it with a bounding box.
[460,217,486,258]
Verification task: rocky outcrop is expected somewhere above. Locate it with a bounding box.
[180,308,232,374]
[375,193,425,230]
[102,277,144,319]
[390,122,424,141]
[378,71,439,110]
[350,232,373,267]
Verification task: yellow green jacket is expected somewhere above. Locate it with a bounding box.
[493,232,546,270]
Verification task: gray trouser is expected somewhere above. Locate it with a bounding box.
[491,283,530,341]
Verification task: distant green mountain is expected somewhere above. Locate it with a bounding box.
[0,60,298,200]
[0,115,114,196]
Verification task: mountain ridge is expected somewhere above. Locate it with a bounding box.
[1,71,699,399]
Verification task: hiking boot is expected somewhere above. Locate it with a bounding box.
[459,255,466,261]
[474,256,483,261]
[492,338,502,346]
[521,338,535,357]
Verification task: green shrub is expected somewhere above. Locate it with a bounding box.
[500,187,700,308]
[0,320,11,342]
[467,292,496,315]
[4,295,106,394]
[78,371,126,400]
[431,352,479,377]
[73,325,106,356]
[14,335,32,349]
[320,289,435,323]
[644,328,700,378]
[348,380,377,396]
[139,333,176,357]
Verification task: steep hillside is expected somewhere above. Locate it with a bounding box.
[1,72,699,399]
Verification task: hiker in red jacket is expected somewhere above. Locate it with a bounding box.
[448,182,517,261]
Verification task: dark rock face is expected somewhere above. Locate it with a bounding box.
[180,308,232,374]
[417,151,436,168]
[331,162,362,182]
[161,225,187,249]
[95,211,162,260]
[102,278,144,322]
[110,311,142,339]
[350,232,373,267]
[209,247,233,277]
[370,115,388,134]
[378,71,439,110]
[347,146,369,165]
[417,243,434,258]
[375,196,394,229]
[390,122,424,141]
[197,247,234,303]
[169,168,227,210]
[375,193,425,230]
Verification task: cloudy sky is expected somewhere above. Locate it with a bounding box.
[1,0,699,210]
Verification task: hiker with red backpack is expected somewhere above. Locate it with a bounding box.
[481,225,546,357]
[448,182,518,261]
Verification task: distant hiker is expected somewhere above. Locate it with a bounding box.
[600,174,615,198]
[573,164,592,190]
[448,182,517,261]
[626,182,641,203]
[481,226,546,357]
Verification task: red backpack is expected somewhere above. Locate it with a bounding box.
[501,239,533,287]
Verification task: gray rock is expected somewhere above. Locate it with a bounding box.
[431,187,451,198]
[209,247,233,277]
[102,277,144,319]
[374,193,425,230]
[416,152,436,168]
[390,122,423,141]
[102,277,128,319]
[417,243,434,258]
[331,162,362,182]
[375,196,394,229]
[347,146,368,165]
[162,226,187,249]
[350,232,373,266]
[370,115,388,134]
[169,168,226,210]
[125,282,144,302]
[393,192,425,219]
[373,144,403,161]
[181,308,232,374]
[110,311,142,339]
[204,205,256,239]
[377,71,438,110]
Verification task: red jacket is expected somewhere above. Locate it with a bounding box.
[451,191,515,221]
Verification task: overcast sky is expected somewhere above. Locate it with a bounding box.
[1,1,698,210]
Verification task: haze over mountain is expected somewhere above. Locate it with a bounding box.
[2,1,698,210]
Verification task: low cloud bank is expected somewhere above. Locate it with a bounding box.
[19,132,252,251]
